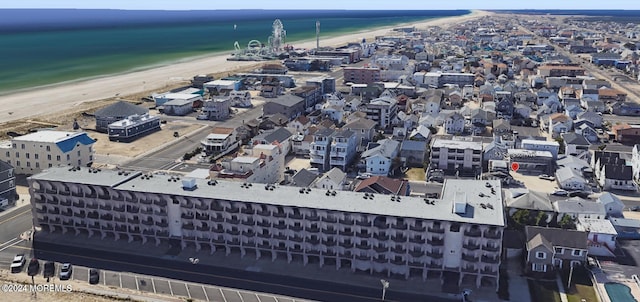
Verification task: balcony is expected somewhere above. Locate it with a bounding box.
[339,230,354,236]
[373,221,389,229]
[393,222,408,230]
[463,242,480,251]
[157,231,169,237]
[181,202,194,209]
[140,207,153,215]
[409,236,424,244]
[127,217,140,224]
[339,217,354,225]
[273,234,287,241]
[462,266,478,273]
[273,211,287,218]
[392,235,407,242]
[410,224,426,232]
[482,244,500,252]
[155,221,169,228]
[481,255,499,264]
[356,231,371,238]
[114,215,126,223]
[195,203,209,211]
[128,226,141,233]
[481,268,498,275]
[355,219,370,227]
[484,230,502,239]
[86,202,98,209]
[87,211,99,219]
[290,236,303,243]
[374,233,390,241]
[141,219,154,226]
[241,218,255,226]
[428,226,445,234]
[183,223,195,230]
[73,211,86,218]
[126,206,139,214]
[60,210,72,216]
[427,238,444,246]
[154,210,167,216]
[142,229,155,236]
[391,246,406,254]
[100,213,113,221]
[355,243,371,250]
[45,198,59,205]
[306,226,320,233]
[426,251,443,259]
[462,253,479,262]
[115,225,127,233]
[74,221,87,228]
[153,200,167,207]
[59,199,72,206]
[464,229,482,238]
[72,200,85,208]
[196,213,210,221]
[306,214,320,221]
[257,221,270,228]
[273,223,287,230]
[374,245,388,253]
[409,249,423,257]
[322,216,338,223]
[322,227,337,235]
[99,204,112,211]
[290,225,303,232]
[322,239,336,246]
[113,205,125,213]
[181,213,195,220]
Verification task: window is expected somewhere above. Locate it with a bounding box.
[21,144,25,149]
[572,249,581,257]
[77,150,81,156]
[16,161,20,167]
[25,153,29,159]
[48,164,52,168]
[66,154,70,161]
[35,162,39,168]
[34,154,38,160]
[554,247,563,254]
[46,146,50,151]
[536,251,546,259]
[56,155,61,161]
[5,151,8,157]
[15,152,19,158]
[47,154,51,161]
[26,162,30,167]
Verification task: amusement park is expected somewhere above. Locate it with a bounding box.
[228,19,289,61]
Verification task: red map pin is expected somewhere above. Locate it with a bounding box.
[511,162,520,172]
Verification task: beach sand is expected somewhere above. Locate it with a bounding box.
[0,10,489,124]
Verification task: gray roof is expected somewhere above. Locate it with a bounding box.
[555,167,587,184]
[597,192,623,207]
[271,95,304,107]
[504,189,554,211]
[553,198,606,216]
[562,133,589,146]
[254,127,293,144]
[526,233,553,251]
[333,129,354,138]
[344,118,376,130]
[318,167,346,184]
[291,169,319,187]
[29,167,505,226]
[95,101,148,118]
[362,139,400,159]
[525,226,588,250]
[401,140,427,152]
[0,160,13,172]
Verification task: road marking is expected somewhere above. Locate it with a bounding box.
[256,293,262,302]
[237,290,245,302]
[0,237,21,249]
[119,272,123,288]
[151,277,156,294]
[103,270,106,286]
[0,207,31,224]
[202,285,209,301]
[168,280,174,296]
[219,288,228,302]
[185,283,191,299]
[135,275,139,291]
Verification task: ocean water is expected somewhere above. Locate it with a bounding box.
[0,9,468,94]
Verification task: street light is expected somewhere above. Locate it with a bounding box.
[380,279,389,301]
[461,289,472,302]
[189,257,199,264]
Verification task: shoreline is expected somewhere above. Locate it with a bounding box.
[0,10,488,124]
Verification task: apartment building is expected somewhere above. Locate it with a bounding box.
[343,66,381,85]
[29,170,504,289]
[430,138,483,176]
[520,139,560,160]
[360,97,398,129]
[328,129,357,171]
[200,127,239,155]
[0,161,15,202]
[210,144,285,184]
[0,131,95,175]
[310,128,336,171]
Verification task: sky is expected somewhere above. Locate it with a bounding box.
[1,0,640,10]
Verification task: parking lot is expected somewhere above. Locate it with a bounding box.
[4,256,311,302]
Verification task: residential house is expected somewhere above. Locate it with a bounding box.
[470,109,489,135]
[250,127,294,155]
[162,99,193,116]
[575,124,599,144]
[290,132,313,156]
[495,98,514,118]
[229,90,252,108]
[313,167,347,190]
[555,167,588,191]
[343,118,377,152]
[520,139,560,160]
[0,131,95,174]
[592,151,636,191]
[524,226,588,274]
[292,85,323,110]
[492,119,511,135]
[562,133,590,156]
[361,139,400,176]
[353,176,410,196]
[400,140,427,167]
[507,149,555,175]
[211,144,284,184]
[263,95,305,120]
[259,113,290,130]
[504,188,554,217]
[259,77,283,98]
[553,197,607,221]
[201,98,231,121]
[576,218,617,257]
[289,168,319,187]
[430,138,483,177]
[582,99,605,113]
[547,113,573,139]
[596,192,625,218]
[409,125,432,142]
[328,129,357,171]
[287,115,312,135]
[309,128,335,171]
[201,127,239,155]
[94,100,148,133]
[612,124,640,144]
[360,97,398,129]
[557,155,593,178]
[599,88,627,103]
[444,112,465,135]
[576,111,603,128]
[514,104,532,119]
[107,114,161,143]
[633,145,640,183]
[564,105,585,120]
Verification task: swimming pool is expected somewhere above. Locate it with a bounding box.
[604,283,637,302]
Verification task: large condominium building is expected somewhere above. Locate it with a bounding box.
[430,138,483,177]
[343,66,381,85]
[30,168,504,289]
[0,131,95,175]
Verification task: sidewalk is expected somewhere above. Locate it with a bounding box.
[33,231,503,301]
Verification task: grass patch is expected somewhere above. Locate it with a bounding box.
[528,279,562,302]
[404,168,425,181]
[562,267,599,302]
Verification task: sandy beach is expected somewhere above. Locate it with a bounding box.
[0,10,489,124]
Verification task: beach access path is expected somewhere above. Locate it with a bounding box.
[0,10,489,124]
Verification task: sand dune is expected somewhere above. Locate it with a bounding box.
[0,10,489,123]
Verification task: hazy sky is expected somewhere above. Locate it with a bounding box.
[2,0,639,10]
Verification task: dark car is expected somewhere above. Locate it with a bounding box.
[27,258,40,276]
[43,261,55,278]
[631,206,640,212]
[59,263,72,280]
[568,191,591,198]
[89,269,100,284]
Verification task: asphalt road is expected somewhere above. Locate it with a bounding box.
[123,103,263,171]
[30,239,457,302]
[0,207,32,243]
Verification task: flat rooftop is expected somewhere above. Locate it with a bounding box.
[432,138,482,150]
[30,167,505,226]
[12,130,85,143]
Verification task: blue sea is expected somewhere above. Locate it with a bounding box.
[0,9,468,94]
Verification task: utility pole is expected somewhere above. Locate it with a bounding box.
[380,279,389,301]
[567,264,574,289]
[316,20,320,50]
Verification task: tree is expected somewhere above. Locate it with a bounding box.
[512,209,531,227]
[555,137,565,154]
[559,214,576,229]
[535,211,548,226]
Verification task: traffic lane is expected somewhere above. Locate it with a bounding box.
[32,240,456,302]
[0,207,33,243]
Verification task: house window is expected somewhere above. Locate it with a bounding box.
[46,146,50,151]
[536,252,546,259]
[26,153,29,159]
[35,162,39,168]
[56,155,61,161]
[532,263,546,272]
[21,144,25,149]
[554,247,563,254]
[66,154,70,161]
[34,154,38,160]
[47,154,51,160]
[15,152,19,158]
[572,249,581,257]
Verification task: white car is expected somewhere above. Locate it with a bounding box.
[538,174,555,181]
[10,254,26,273]
[59,263,72,280]
[552,189,568,196]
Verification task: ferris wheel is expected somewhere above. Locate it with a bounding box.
[268,19,286,52]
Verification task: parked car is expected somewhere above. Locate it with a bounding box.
[10,254,26,273]
[43,261,55,278]
[538,174,555,181]
[631,206,640,212]
[27,258,40,276]
[89,269,100,284]
[59,263,72,280]
[568,191,591,198]
[355,173,372,180]
[551,189,568,196]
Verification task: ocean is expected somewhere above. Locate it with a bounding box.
[0,9,468,94]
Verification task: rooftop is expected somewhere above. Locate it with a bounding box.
[577,218,618,235]
[30,167,505,226]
